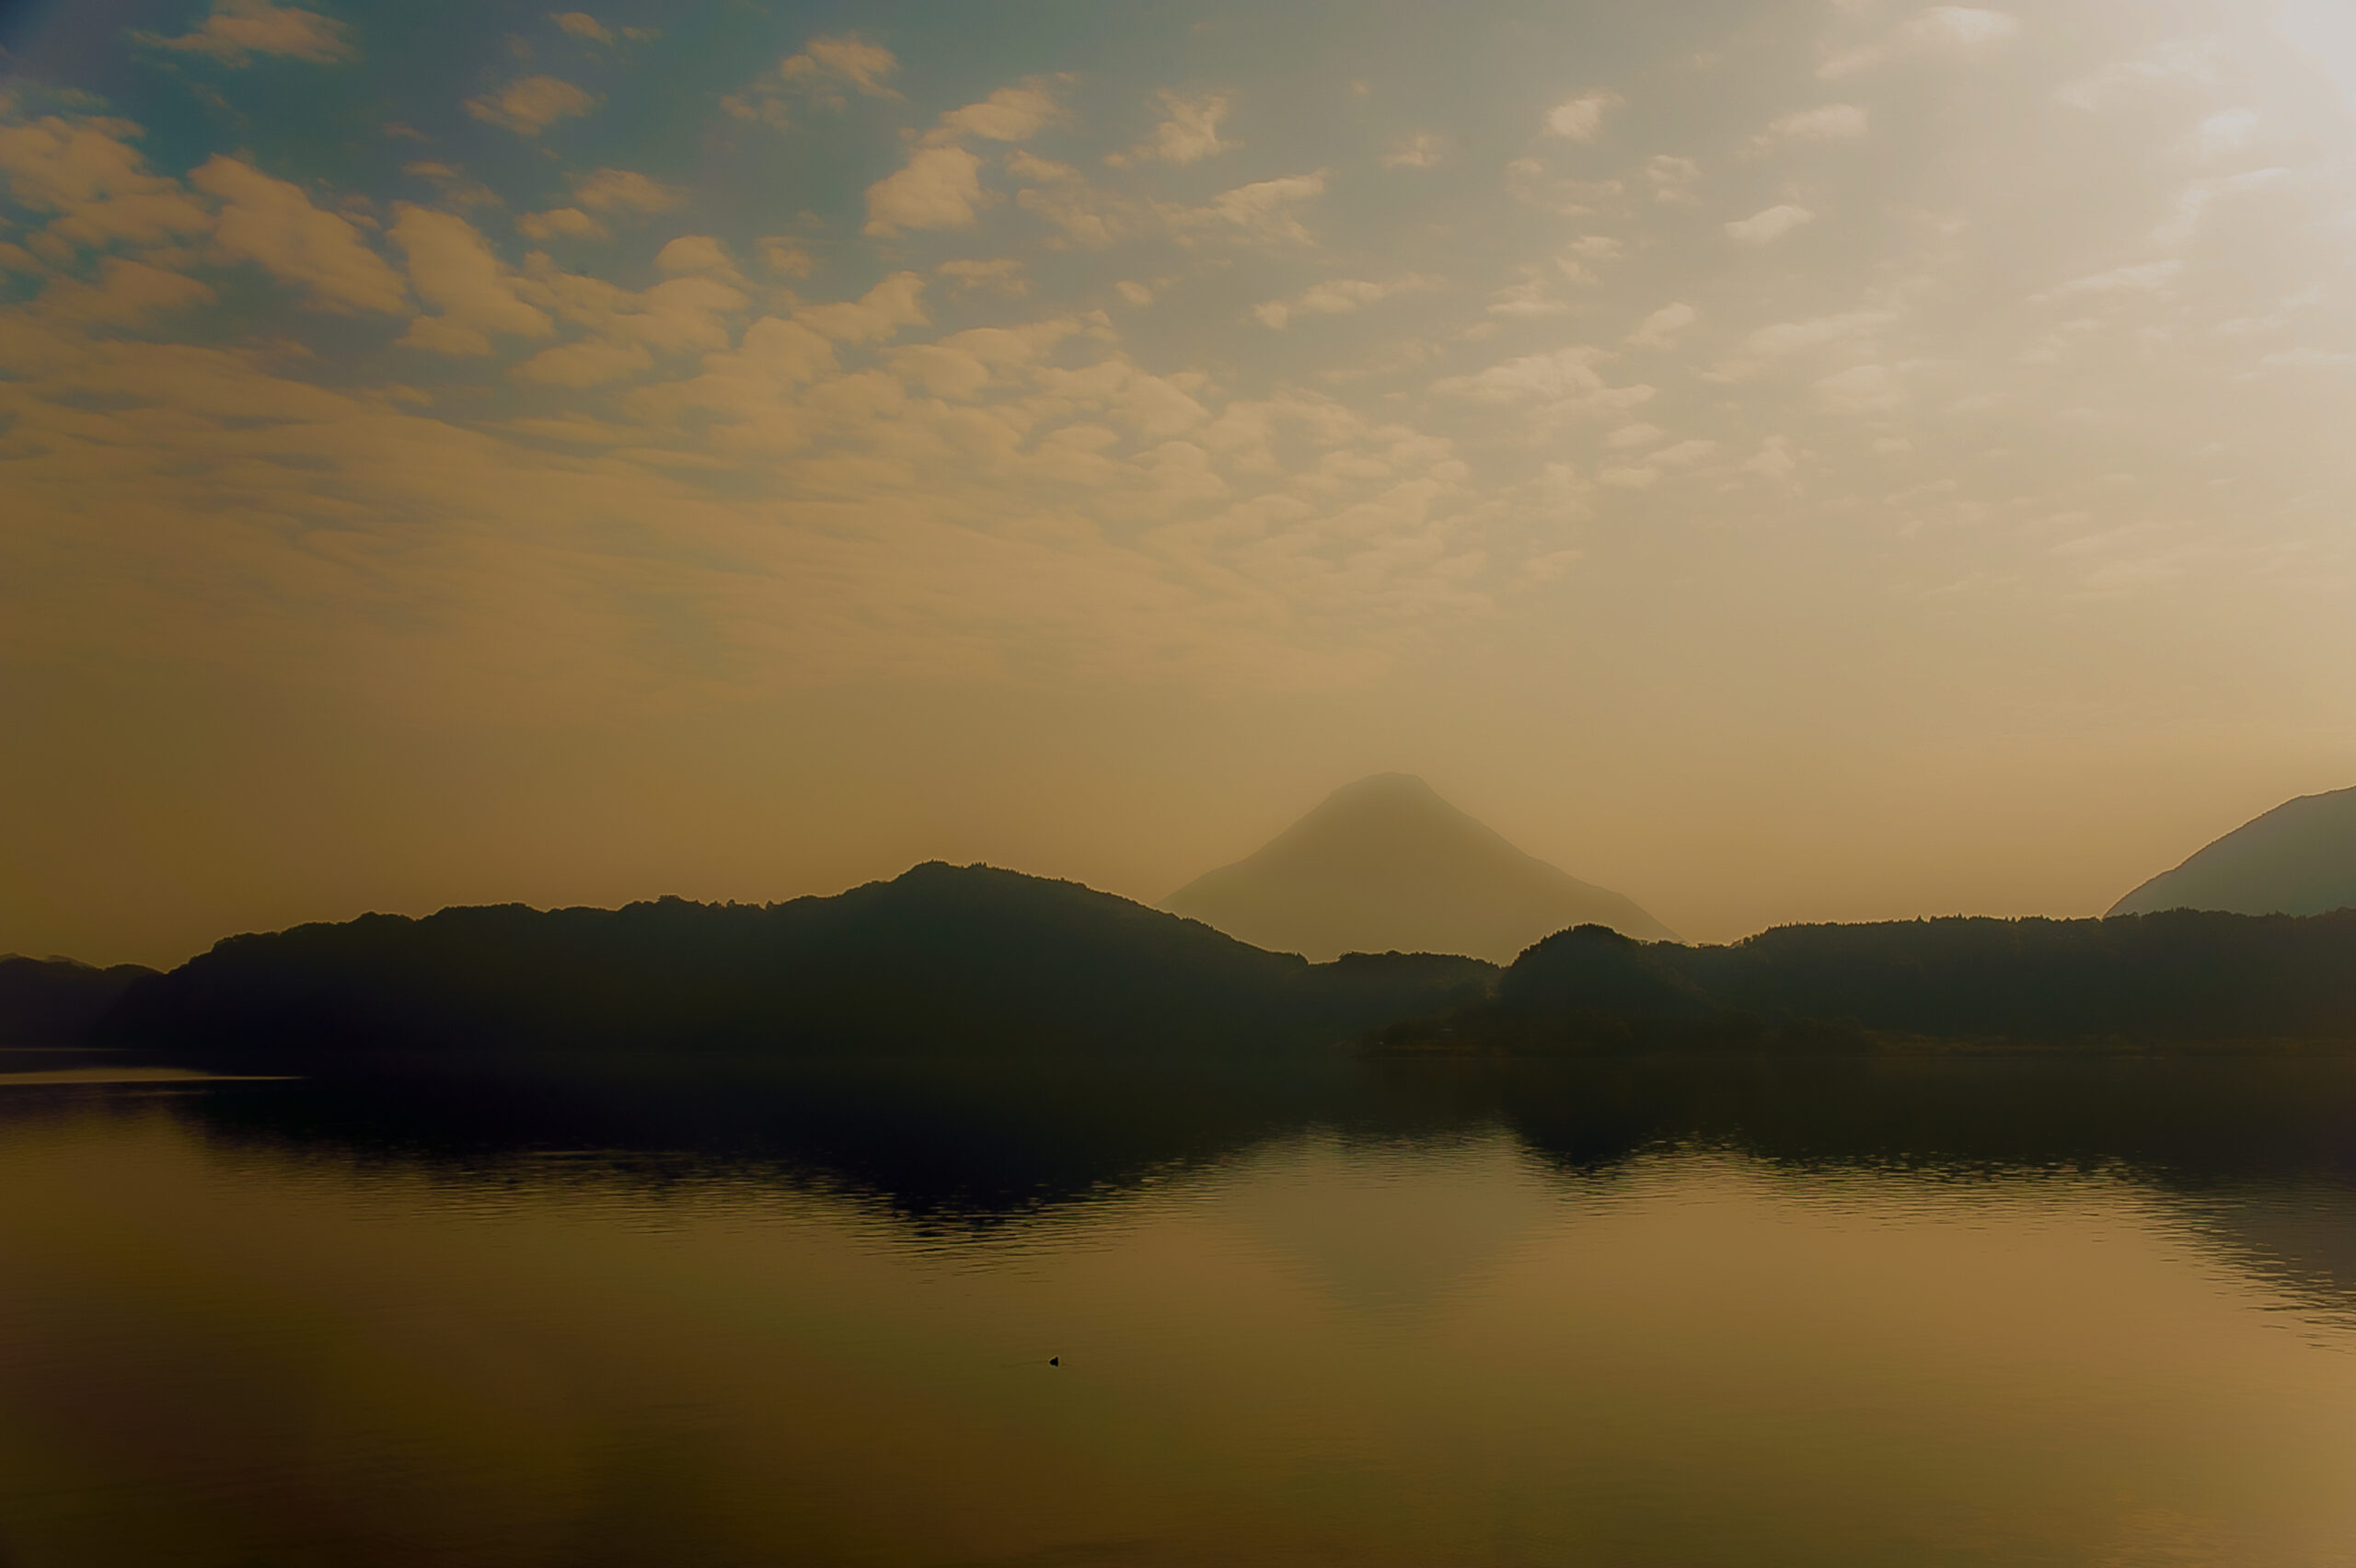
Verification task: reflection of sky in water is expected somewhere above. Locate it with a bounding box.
[3,1077,2355,1567]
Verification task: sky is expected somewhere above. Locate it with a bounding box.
[3,0,2354,966]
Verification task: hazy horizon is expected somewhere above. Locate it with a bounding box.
[6,0,2356,968]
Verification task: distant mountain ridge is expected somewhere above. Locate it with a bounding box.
[2111,785,2356,917]
[94,862,1495,1062]
[0,955,158,1045]
[1162,774,1676,963]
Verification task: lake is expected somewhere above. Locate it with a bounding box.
[4,1049,2355,1567]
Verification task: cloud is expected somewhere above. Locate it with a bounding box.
[389,205,553,354]
[1008,153,1141,248]
[517,207,606,241]
[929,86,1065,145]
[861,86,1067,237]
[37,258,216,327]
[1116,92,1239,166]
[551,12,612,44]
[1382,134,1444,170]
[1253,274,1438,329]
[2038,259,2185,301]
[572,167,687,213]
[190,155,410,312]
[939,258,1027,296]
[757,236,816,277]
[0,116,212,248]
[1624,302,1696,347]
[723,34,900,127]
[1741,435,1798,479]
[1821,7,2020,79]
[1431,346,1652,418]
[1487,265,1570,317]
[654,236,742,284]
[514,169,679,244]
[864,145,985,236]
[1760,104,1869,145]
[1645,154,1701,203]
[1200,172,1326,246]
[140,0,355,65]
[2185,109,2259,161]
[467,75,599,136]
[2055,39,2221,110]
[1544,92,1619,142]
[1815,362,1905,411]
[783,34,901,98]
[795,271,928,342]
[1726,203,1813,243]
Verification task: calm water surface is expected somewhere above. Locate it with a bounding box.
[4,1053,2355,1567]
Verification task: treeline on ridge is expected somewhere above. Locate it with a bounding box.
[93,861,1493,1061]
[1371,908,2356,1055]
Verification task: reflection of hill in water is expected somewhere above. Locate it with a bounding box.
[156,1051,2356,1320]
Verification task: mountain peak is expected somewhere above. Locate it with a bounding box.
[1163,778,1677,962]
[2110,784,2356,917]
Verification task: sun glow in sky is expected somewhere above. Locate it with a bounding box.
[4,0,2355,965]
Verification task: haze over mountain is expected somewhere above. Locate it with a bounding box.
[2110,786,2356,918]
[1161,775,1677,963]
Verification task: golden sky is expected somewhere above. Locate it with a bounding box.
[4,0,2354,966]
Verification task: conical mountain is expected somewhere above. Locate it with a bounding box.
[1162,774,1677,963]
[2109,784,2356,917]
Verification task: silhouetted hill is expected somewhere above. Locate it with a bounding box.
[1162,774,1677,962]
[0,955,158,1045]
[1371,909,2356,1055]
[95,862,1495,1063]
[2111,785,2356,917]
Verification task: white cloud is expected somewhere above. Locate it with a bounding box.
[517,206,606,241]
[1821,6,2020,79]
[724,34,899,127]
[796,271,928,342]
[1816,362,1905,411]
[0,116,212,248]
[2185,109,2259,161]
[1726,203,1813,243]
[572,167,687,214]
[37,257,215,326]
[2055,39,2220,110]
[1119,92,1239,166]
[190,155,410,313]
[2039,259,2184,300]
[141,0,355,65]
[1745,309,1898,357]
[654,236,741,282]
[1253,274,1438,329]
[389,205,553,354]
[1544,92,1620,142]
[1382,133,1444,170]
[552,13,612,44]
[467,75,599,136]
[1645,155,1701,204]
[863,145,985,236]
[930,86,1064,145]
[939,258,1027,296]
[782,34,900,98]
[1200,172,1326,246]
[1761,104,1869,144]
[1741,435,1798,479]
[1625,302,1696,347]
[1606,423,1664,449]
[1432,346,1653,419]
